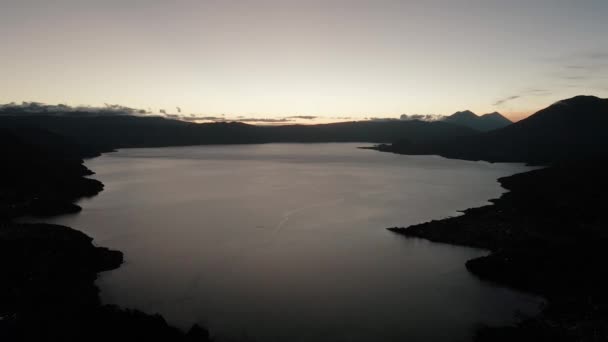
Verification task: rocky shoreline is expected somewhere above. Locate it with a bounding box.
[388,163,608,341]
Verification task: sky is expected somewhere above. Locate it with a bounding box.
[1,0,607,122]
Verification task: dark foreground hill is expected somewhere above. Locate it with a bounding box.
[0,223,210,342]
[389,161,608,341]
[0,128,103,219]
[379,95,608,164]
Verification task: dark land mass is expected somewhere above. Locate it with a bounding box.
[377,95,608,164]
[0,129,211,341]
[0,127,103,219]
[0,223,209,341]
[389,163,608,341]
[384,96,608,341]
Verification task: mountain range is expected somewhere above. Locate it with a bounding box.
[1,95,605,165]
[399,110,512,132]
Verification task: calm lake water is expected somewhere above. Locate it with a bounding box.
[43,143,541,342]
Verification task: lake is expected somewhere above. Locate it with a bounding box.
[42,143,541,342]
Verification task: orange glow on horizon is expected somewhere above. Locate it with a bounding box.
[505,111,534,122]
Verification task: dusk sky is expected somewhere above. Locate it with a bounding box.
[1,0,607,121]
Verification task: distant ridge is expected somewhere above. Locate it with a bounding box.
[0,112,477,151]
[380,95,608,164]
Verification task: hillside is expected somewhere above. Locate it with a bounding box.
[379,95,608,164]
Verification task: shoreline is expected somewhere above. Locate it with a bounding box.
[0,150,211,341]
[387,163,608,341]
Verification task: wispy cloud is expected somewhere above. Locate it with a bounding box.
[493,88,554,107]
[173,115,296,123]
[564,65,599,71]
[528,89,552,95]
[176,116,210,122]
[399,114,442,121]
[493,95,521,106]
[236,118,292,123]
[562,75,589,80]
[286,115,318,120]
[368,117,399,122]
[586,51,608,60]
[523,50,608,104]
[551,50,608,83]
[0,102,354,125]
[0,102,149,116]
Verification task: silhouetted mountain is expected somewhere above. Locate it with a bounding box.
[379,95,608,164]
[479,111,512,130]
[442,110,512,132]
[444,110,478,123]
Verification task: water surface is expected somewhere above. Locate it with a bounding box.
[44,143,540,342]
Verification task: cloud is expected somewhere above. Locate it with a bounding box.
[554,50,608,82]
[586,51,608,60]
[174,115,295,123]
[565,65,593,70]
[286,115,317,120]
[179,116,208,122]
[236,118,293,123]
[565,65,586,69]
[400,114,442,121]
[562,75,589,80]
[493,95,521,106]
[493,88,553,107]
[0,102,357,125]
[0,102,148,116]
[532,50,608,99]
[196,116,224,121]
[369,117,399,122]
[528,88,551,94]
